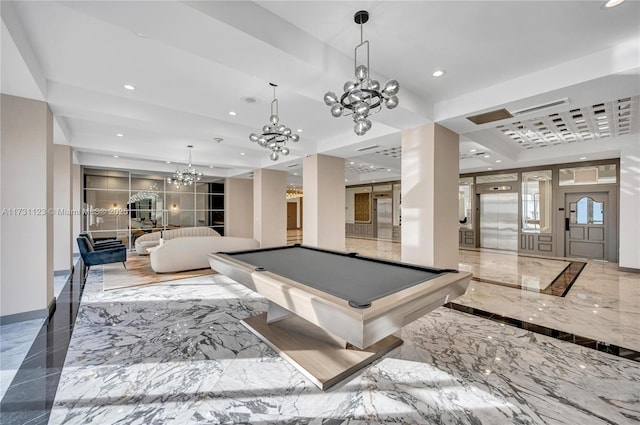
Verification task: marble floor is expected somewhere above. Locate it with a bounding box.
[0,273,70,400]
[346,239,640,354]
[1,243,639,424]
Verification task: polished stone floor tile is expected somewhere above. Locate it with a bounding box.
[48,269,640,424]
[4,241,639,424]
[0,268,84,425]
[0,274,71,402]
[0,318,45,400]
[346,238,640,353]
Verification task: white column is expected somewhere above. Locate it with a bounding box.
[72,164,82,254]
[225,177,253,238]
[619,142,640,270]
[53,145,72,274]
[303,154,345,251]
[401,123,460,269]
[1,94,54,321]
[253,169,286,247]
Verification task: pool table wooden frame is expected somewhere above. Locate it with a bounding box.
[208,245,471,389]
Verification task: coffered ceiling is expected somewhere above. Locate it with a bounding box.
[2,1,639,187]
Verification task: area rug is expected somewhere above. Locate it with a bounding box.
[102,253,215,290]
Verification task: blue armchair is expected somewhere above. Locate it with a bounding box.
[80,232,124,250]
[77,235,127,271]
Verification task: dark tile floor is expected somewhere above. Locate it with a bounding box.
[0,262,86,425]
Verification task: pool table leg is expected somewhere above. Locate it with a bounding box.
[242,312,402,390]
[266,302,294,324]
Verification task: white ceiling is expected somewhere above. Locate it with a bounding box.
[2,1,639,187]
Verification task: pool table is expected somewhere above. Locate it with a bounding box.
[208,244,471,389]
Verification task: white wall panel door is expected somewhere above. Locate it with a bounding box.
[565,192,608,260]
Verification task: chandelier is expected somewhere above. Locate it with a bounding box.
[286,188,303,199]
[167,145,202,188]
[249,83,300,161]
[323,10,399,136]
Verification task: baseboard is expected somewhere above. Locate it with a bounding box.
[619,266,640,273]
[0,307,49,325]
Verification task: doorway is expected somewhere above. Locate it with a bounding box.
[287,202,298,229]
[479,192,518,251]
[564,192,608,260]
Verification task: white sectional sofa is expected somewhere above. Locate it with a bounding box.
[135,227,220,254]
[150,236,259,273]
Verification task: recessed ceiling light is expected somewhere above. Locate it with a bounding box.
[432,70,445,77]
[349,161,355,165]
[603,0,625,8]
[369,165,375,169]
[166,161,171,164]
[580,156,587,160]
[297,129,303,133]
[116,133,124,137]
[496,160,502,163]
[487,167,493,170]
[387,169,391,172]
[484,155,491,158]
[209,165,214,168]
[372,180,376,183]
[240,152,245,156]
[293,172,298,176]
[113,155,119,158]
[123,84,135,91]
[135,32,147,38]
[228,111,237,116]
[470,149,477,152]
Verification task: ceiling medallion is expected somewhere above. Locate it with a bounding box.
[249,83,300,161]
[323,10,400,136]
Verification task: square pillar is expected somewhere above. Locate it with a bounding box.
[619,142,640,270]
[253,169,286,247]
[303,154,345,251]
[1,94,54,322]
[401,123,459,269]
[54,145,72,274]
[225,177,253,238]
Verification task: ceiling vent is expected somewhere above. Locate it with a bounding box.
[466,109,513,125]
[511,98,569,116]
[356,144,380,152]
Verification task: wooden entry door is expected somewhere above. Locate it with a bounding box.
[287,202,298,229]
[565,192,607,260]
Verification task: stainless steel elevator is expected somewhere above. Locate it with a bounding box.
[376,198,393,240]
[479,192,518,251]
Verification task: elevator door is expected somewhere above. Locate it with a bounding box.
[376,198,393,240]
[480,193,518,251]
